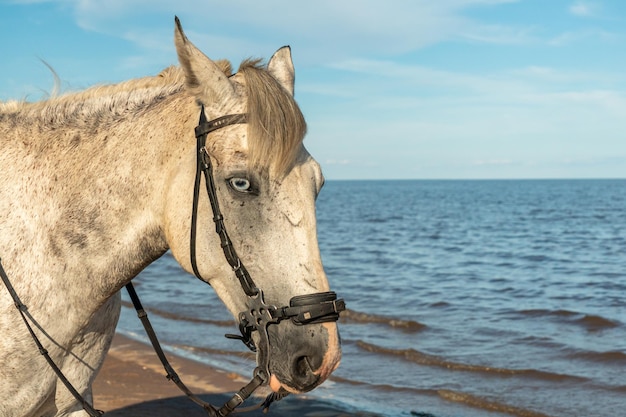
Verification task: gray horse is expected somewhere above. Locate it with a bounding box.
[0,18,341,417]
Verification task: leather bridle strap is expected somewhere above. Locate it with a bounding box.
[190,104,345,379]
[0,259,104,417]
[125,282,220,416]
[190,109,252,294]
[125,282,265,417]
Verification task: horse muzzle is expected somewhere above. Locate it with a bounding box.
[227,290,344,393]
[267,321,342,393]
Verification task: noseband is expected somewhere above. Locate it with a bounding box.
[187,106,345,414]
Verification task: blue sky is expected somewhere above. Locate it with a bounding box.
[1,0,625,179]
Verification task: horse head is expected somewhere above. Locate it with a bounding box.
[165,19,342,395]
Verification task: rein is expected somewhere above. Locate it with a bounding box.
[0,260,105,417]
[0,106,344,416]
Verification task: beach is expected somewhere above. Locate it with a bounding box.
[93,334,377,417]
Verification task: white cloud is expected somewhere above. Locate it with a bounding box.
[548,28,618,46]
[5,0,625,179]
[38,0,531,63]
[472,159,514,166]
[305,54,626,178]
[569,1,596,17]
[7,0,59,3]
[459,23,538,45]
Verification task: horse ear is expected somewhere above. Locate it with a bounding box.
[268,46,295,96]
[174,17,236,105]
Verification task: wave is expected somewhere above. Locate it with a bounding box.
[588,271,626,279]
[566,349,626,365]
[438,389,554,417]
[611,385,626,394]
[330,374,435,396]
[356,341,585,382]
[574,314,621,331]
[329,374,555,417]
[365,215,404,223]
[520,254,553,263]
[340,309,426,332]
[121,300,235,327]
[517,309,620,331]
[170,342,254,359]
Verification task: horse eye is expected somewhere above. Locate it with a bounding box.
[228,177,252,193]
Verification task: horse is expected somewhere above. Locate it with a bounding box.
[0,18,343,417]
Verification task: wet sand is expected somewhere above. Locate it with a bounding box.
[93,334,377,417]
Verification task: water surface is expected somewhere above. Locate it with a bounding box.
[118,179,626,417]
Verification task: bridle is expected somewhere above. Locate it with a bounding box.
[0,106,345,417]
[186,106,345,412]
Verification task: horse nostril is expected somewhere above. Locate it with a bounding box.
[295,355,313,377]
[290,354,321,392]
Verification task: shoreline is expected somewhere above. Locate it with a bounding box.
[92,333,246,414]
[93,333,378,416]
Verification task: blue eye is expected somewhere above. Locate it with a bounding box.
[228,177,251,193]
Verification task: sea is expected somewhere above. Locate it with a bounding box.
[116,179,626,417]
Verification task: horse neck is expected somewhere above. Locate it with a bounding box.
[0,91,198,310]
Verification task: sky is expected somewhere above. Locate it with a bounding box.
[1,0,625,180]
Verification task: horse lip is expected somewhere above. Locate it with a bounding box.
[269,373,321,394]
[269,374,282,393]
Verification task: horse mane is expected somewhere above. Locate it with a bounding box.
[0,67,188,129]
[238,59,307,177]
[0,58,306,177]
